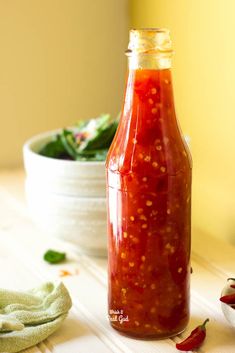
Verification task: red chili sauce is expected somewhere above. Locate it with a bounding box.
[106,68,192,338]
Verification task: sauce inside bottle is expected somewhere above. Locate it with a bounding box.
[106,29,192,339]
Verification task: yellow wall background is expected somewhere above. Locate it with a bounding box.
[130,0,235,243]
[0,0,128,168]
[2,0,235,243]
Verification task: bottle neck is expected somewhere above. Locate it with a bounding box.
[123,63,176,121]
[127,53,172,70]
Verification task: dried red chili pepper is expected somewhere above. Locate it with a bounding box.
[176,319,209,351]
[220,293,235,304]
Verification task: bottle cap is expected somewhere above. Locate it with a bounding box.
[126,28,172,55]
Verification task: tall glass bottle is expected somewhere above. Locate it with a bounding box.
[106,28,192,339]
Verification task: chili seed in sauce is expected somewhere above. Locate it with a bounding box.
[132,138,137,144]
[146,200,153,207]
[144,156,151,162]
[139,215,147,221]
[151,87,157,94]
[151,108,158,114]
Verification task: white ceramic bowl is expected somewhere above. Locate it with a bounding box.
[23,130,107,256]
[23,130,106,197]
[221,280,235,327]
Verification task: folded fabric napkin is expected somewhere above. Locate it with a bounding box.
[0,282,72,353]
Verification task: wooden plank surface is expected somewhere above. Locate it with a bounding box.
[0,169,235,352]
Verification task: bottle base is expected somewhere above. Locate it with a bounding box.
[110,322,187,340]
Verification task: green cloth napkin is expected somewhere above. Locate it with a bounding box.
[0,282,72,353]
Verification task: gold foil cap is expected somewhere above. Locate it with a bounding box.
[126,28,172,55]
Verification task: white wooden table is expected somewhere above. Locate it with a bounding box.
[0,169,235,353]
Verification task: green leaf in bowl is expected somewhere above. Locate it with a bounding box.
[39,135,66,159]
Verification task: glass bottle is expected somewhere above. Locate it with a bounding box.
[106,28,192,339]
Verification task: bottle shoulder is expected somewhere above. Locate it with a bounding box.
[106,129,192,177]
